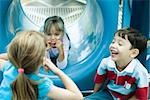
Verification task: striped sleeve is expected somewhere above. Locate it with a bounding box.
[94,58,107,83]
[135,71,149,99]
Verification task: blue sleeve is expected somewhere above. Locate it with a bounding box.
[38,77,53,98]
[0,61,11,83]
[0,71,3,83]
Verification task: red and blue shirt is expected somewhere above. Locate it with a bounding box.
[95,56,149,100]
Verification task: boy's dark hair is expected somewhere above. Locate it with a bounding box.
[115,28,147,54]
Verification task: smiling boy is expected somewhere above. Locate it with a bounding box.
[85,28,149,100]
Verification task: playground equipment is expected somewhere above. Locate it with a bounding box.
[0,0,149,91]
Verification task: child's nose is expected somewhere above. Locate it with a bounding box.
[51,35,55,39]
[111,43,117,48]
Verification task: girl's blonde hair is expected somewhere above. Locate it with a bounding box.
[7,30,46,100]
[44,16,64,35]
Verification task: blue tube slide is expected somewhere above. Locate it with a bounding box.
[121,0,150,72]
[0,0,119,90]
[130,0,150,72]
[0,0,13,82]
[0,0,12,53]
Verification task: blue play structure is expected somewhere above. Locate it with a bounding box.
[0,0,149,91]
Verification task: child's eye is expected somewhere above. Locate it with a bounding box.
[47,33,52,36]
[119,44,122,46]
[55,33,60,36]
[118,42,123,46]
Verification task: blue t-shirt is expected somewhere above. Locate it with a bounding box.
[0,61,53,100]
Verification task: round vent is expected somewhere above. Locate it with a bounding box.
[21,0,86,27]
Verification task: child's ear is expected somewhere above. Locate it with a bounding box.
[130,49,139,58]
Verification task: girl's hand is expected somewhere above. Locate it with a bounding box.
[0,59,6,70]
[55,40,63,50]
[46,42,51,50]
[0,53,8,60]
[43,57,60,74]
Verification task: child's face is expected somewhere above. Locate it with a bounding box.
[46,26,64,47]
[109,34,133,63]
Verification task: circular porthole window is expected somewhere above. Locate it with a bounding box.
[7,0,104,66]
